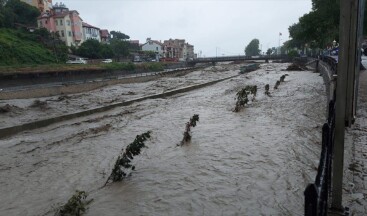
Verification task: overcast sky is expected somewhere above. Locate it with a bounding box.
[59,0,312,57]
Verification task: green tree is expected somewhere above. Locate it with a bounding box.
[110,31,130,40]
[244,39,260,56]
[2,0,40,28]
[266,48,272,55]
[110,39,129,61]
[77,39,103,59]
[100,44,114,58]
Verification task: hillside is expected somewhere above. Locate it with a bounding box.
[0,28,59,66]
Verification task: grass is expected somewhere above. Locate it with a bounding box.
[0,28,59,66]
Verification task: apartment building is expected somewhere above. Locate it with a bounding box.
[162,39,195,61]
[82,22,101,42]
[37,3,84,46]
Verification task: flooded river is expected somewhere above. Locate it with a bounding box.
[0,63,326,215]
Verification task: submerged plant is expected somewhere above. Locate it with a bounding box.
[234,85,257,112]
[280,74,289,82]
[265,84,271,96]
[56,190,92,216]
[274,81,281,89]
[180,114,200,145]
[105,131,152,185]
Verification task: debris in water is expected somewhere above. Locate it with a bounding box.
[30,100,48,109]
[0,104,12,113]
[286,63,307,71]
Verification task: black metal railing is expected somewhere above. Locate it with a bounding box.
[304,56,337,216]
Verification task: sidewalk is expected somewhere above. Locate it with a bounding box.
[343,69,367,215]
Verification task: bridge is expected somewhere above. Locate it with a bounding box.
[187,54,289,65]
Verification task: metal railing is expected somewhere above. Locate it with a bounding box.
[304,56,337,216]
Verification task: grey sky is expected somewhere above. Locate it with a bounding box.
[60,0,312,57]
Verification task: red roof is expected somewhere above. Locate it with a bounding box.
[82,22,100,30]
[100,29,109,38]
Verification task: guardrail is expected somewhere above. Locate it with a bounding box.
[304,56,337,216]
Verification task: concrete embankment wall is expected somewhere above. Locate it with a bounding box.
[0,68,195,100]
[308,59,336,102]
[0,75,238,139]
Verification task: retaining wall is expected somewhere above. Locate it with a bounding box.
[0,69,196,100]
[0,75,238,139]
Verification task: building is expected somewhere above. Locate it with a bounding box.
[141,38,164,60]
[21,0,52,12]
[100,29,110,44]
[37,3,84,46]
[82,22,101,42]
[162,39,195,61]
[186,43,195,60]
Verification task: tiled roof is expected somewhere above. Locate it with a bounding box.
[53,13,68,18]
[82,22,100,30]
[100,29,109,38]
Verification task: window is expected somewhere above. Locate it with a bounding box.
[60,19,63,26]
[156,47,158,51]
[55,20,58,26]
[68,31,72,37]
[61,30,64,37]
[45,20,48,24]
[39,21,42,27]
[67,20,70,26]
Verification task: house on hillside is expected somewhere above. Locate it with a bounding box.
[82,22,101,42]
[21,0,52,12]
[141,38,164,61]
[37,3,84,46]
[100,29,110,44]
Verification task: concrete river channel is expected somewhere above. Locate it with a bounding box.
[0,62,326,215]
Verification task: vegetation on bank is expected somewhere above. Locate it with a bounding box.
[0,28,68,66]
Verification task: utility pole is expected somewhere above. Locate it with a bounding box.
[331,0,365,212]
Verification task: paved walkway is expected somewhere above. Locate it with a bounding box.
[344,69,367,215]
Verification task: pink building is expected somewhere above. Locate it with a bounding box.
[37,3,84,46]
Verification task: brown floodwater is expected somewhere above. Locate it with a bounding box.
[0,63,326,215]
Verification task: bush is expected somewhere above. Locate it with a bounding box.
[105,131,152,185]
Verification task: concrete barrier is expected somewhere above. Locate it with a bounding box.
[0,75,239,139]
[0,68,196,100]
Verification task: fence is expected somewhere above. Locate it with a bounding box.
[304,56,337,216]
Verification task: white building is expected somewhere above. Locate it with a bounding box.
[82,22,101,42]
[141,38,164,60]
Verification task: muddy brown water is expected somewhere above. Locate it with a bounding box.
[0,63,326,215]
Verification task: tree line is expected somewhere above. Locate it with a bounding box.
[288,0,367,50]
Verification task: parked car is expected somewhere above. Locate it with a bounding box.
[66,58,87,64]
[102,59,113,63]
